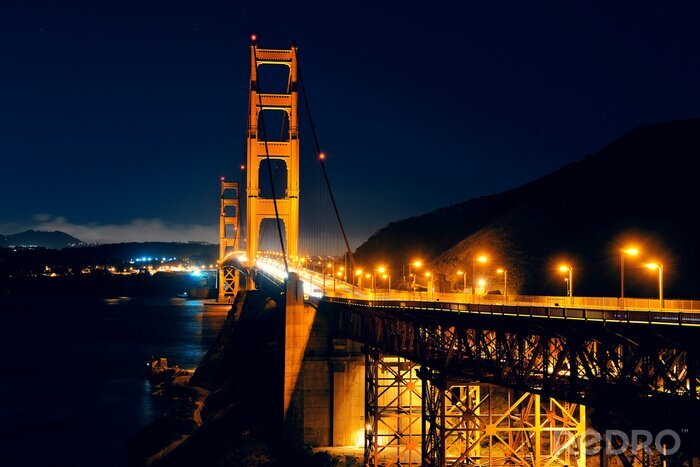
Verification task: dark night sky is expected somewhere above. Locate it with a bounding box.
[1,1,699,247]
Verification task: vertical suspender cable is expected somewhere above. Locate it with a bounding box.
[252,43,289,274]
[294,47,356,270]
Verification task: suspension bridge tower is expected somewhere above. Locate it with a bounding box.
[245,43,300,263]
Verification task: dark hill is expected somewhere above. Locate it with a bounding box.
[0,230,83,249]
[355,119,700,298]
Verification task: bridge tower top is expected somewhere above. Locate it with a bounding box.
[245,43,300,265]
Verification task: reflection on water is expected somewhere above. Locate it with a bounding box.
[0,296,228,467]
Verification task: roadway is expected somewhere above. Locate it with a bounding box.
[253,257,700,326]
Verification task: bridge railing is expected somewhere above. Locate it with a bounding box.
[324,296,700,326]
[254,255,700,313]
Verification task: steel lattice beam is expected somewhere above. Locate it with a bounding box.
[325,301,700,435]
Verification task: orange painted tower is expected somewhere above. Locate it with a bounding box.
[245,44,300,263]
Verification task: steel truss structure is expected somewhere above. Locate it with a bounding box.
[363,351,586,467]
[420,369,585,467]
[330,303,700,429]
[365,351,423,467]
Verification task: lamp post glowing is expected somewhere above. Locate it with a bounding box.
[472,255,488,296]
[496,268,508,301]
[559,265,573,302]
[409,260,422,292]
[620,247,639,306]
[644,262,664,308]
[355,269,363,292]
[457,271,466,295]
[376,266,389,294]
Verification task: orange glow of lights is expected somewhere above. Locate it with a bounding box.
[476,255,488,263]
[496,268,505,274]
[559,265,572,272]
[251,34,257,42]
[457,270,464,275]
[645,262,661,270]
[319,152,326,160]
[622,247,640,256]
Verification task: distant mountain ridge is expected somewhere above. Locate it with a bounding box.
[355,119,700,298]
[0,230,84,249]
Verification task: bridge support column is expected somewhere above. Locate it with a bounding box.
[421,370,586,467]
[365,351,422,467]
[283,272,315,446]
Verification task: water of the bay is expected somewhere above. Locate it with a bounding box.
[0,296,228,466]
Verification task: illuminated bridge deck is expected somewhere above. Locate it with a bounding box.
[254,257,700,327]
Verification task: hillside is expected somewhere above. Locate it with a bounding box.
[0,230,83,249]
[355,119,700,298]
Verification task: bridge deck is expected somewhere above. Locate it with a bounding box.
[254,258,700,327]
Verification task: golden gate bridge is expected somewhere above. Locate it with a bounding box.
[212,38,699,467]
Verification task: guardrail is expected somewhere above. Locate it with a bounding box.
[323,296,700,327]
[254,257,700,314]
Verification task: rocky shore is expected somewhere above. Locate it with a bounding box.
[128,290,360,467]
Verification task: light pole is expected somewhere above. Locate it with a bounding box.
[376,266,389,296]
[409,260,422,292]
[496,268,508,301]
[457,271,467,296]
[368,273,375,298]
[471,255,488,295]
[559,265,573,303]
[355,269,363,295]
[644,262,664,308]
[322,263,335,295]
[620,247,639,307]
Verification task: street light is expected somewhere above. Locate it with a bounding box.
[355,269,363,290]
[496,268,508,301]
[457,271,466,295]
[381,273,390,292]
[644,262,664,308]
[376,266,389,293]
[559,265,573,302]
[409,260,422,292]
[477,279,486,295]
[620,247,639,306]
[472,255,488,295]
